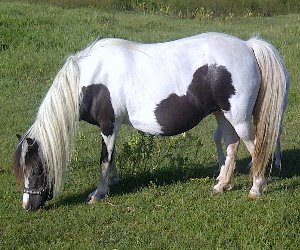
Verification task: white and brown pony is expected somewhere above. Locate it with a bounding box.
[13,32,289,211]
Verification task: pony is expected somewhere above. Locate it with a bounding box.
[13,32,289,211]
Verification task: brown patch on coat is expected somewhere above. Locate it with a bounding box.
[155,64,235,135]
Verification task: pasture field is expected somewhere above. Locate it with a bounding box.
[1,1,300,249]
[6,0,300,17]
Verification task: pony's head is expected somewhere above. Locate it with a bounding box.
[13,135,53,211]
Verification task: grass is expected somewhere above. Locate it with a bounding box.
[1,1,300,249]
[7,0,300,17]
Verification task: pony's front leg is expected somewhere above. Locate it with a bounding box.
[108,148,119,186]
[87,132,117,204]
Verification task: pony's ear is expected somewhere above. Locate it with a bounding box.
[26,137,35,147]
[16,134,22,141]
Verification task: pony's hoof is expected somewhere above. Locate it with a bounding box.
[212,182,233,195]
[87,196,97,204]
[211,185,224,195]
[224,183,234,191]
[248,191,261,200]
[86,193,108,204]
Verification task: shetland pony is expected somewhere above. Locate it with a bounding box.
[13,32,289,211]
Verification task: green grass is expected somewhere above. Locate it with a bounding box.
[1,1,300,249]
[7,0,300,17]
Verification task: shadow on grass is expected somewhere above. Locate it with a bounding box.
[279,149,300,177]
[233,148,300,178]
[49,160,219,209]
[48,148,300,209]
[112,162,219,194]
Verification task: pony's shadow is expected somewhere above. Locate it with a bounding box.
[232,148,300,177]
[49,148,300,209]
[50,160,219,209]
[277,149,300,178]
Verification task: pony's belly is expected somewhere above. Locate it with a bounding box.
[128,115,163,135]
[129,112,202,136]
[154,94,207,136]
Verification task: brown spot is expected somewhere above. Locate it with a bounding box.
[80,84,115,136]
[155,64,235,135]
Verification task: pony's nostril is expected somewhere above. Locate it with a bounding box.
[25,203,37,212]
[23,203,31,211]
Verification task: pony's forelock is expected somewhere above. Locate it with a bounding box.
[13,137,42,185]
[13,141,24,185]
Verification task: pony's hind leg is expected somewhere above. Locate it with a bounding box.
[213,125,226,168]
[88,131,118,204]
[274,138,281,171]
[274,122,283,171]
[212,113,240,194]
[231,120,266,198]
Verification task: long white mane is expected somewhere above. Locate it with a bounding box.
[26,56,81,194]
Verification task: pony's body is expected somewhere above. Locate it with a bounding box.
[13,32,289,210]
[79,33,259,136]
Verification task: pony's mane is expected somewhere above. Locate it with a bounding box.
[25,56,81,194]
[77,37,146,58]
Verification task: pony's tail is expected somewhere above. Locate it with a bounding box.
[246,38,289,177]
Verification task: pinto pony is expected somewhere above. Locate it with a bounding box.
[13,32,289,211]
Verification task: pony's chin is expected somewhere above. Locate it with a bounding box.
[23,203,45,211]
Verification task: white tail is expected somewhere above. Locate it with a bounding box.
[247,38,289,177]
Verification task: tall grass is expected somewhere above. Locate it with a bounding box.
[7,0,300,18]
